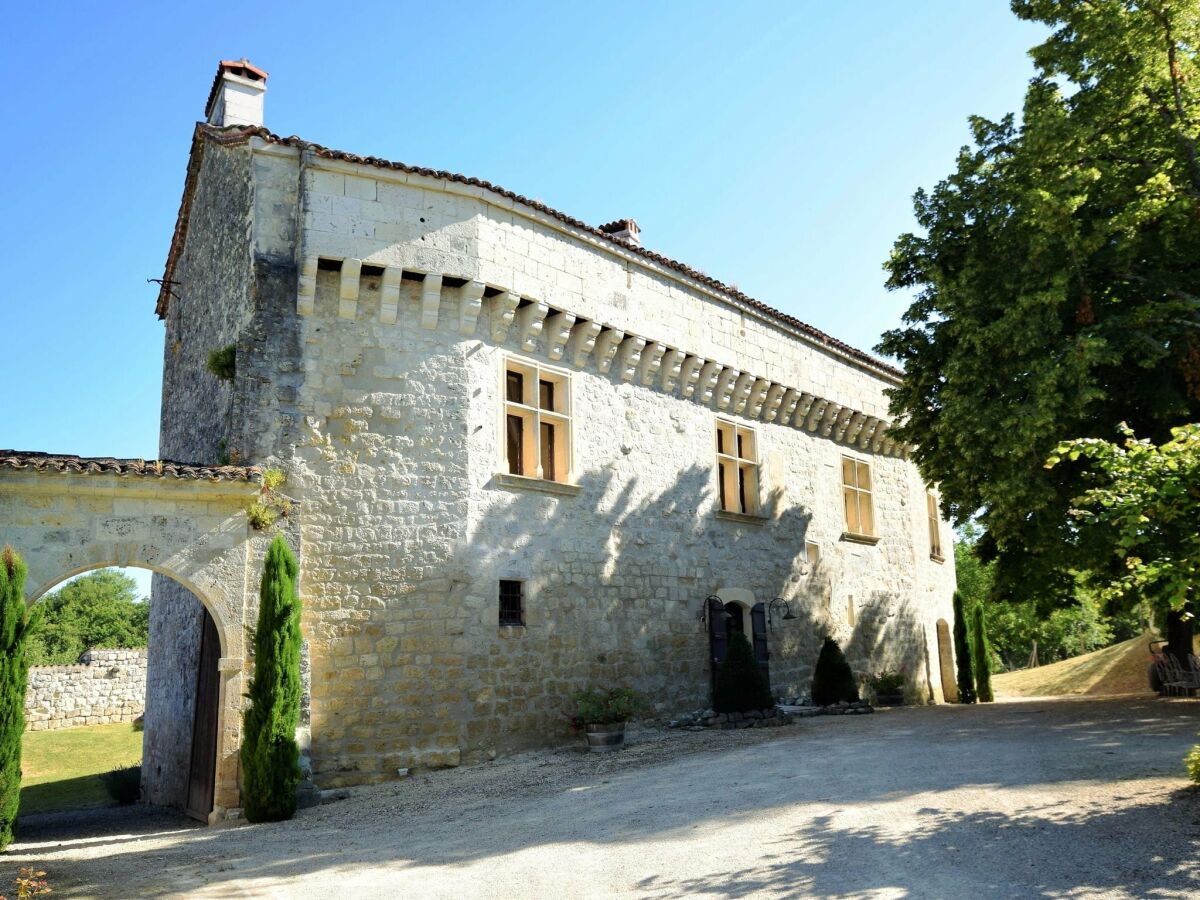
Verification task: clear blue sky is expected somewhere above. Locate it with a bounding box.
[2,1,1048,463]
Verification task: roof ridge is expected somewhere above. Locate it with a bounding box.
[159,124,902,380]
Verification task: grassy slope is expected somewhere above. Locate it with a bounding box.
[20,722,143,816]
[993,632,1162,699]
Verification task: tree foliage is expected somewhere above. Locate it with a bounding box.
[713,632,774,713]
[952,592,976,704]
[0,548,40,850]
[879,0,1200,611]
[26,570,149,667]
[811,637,859,706]
[240,535,303,823]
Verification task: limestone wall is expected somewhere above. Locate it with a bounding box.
[25,649,147,732]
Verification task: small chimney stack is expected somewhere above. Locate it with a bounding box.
[205,59,268,127]
[599,218,642,248]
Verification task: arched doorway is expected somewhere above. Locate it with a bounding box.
[707,588,771,698]
[935,618,958,703]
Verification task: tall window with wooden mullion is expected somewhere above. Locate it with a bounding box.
[503,358,571,483]
[927,492,943,560]
[841,456,875,537]
[716,419,760,515]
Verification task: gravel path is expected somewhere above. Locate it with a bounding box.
[6,696,1198,898]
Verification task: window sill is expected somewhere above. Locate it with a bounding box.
[715,509,768,526]
[930,553,946,564]
[840,531,880,546]
[493,472,581,497]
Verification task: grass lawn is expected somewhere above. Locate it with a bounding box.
[20,722,142,816]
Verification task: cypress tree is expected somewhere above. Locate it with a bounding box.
[972,603,994,703]
[952,591,976,704]
[713,632,773,713]
[811,636,859,706]
[240,534,303,823]
[0,547,40,850]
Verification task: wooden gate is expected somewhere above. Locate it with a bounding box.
[185,609,221,821]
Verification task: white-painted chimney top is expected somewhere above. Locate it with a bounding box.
[205,59,268,127]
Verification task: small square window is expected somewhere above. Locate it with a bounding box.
[499,580,524,626]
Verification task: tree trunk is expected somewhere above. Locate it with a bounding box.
[1165,607,1193,665]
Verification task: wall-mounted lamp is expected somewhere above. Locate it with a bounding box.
[698,594,731,631]
[768,597,797,627]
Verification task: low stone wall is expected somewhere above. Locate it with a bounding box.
[25,649,147,732]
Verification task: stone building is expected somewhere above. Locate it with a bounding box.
[1,60,958,821]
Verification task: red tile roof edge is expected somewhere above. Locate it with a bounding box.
[0,451,261,482]
[157,124,902,381]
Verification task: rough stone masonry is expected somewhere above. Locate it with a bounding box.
[142,60,959,801]
[25,649,147,732]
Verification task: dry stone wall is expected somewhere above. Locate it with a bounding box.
[25,649,147,732]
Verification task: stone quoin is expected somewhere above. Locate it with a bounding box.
[0,59,958,820]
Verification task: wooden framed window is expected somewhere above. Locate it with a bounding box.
[716,419,760,516]
[499,579,524,626]
[841,456,875,538]
[503,358,571,483]
[927,492,944,561]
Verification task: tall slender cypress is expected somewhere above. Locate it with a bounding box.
[240,534,303,823]
[0,547,40,849]
[952,591,976,704]
[972,603,994,703]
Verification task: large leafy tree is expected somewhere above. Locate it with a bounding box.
[27,570,149,666]
[879,1,1200,622]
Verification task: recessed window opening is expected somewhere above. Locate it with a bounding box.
[842,456,875,537]
[927,492,943,560]
[503,358,571,483]
[716,419,759,515]
[499,580,524,626]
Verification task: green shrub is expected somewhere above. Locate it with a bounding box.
[953,591,977,704]
[973,604,994,703]
[0,547,41,850]
[713,632,774,713]
[570,688,641,726]
[867,670,906,695]
[811,636,859,706]
[205,345,236,382]
[1186,741,1200,785]
[100,764,141,805]
[240,535,303,823]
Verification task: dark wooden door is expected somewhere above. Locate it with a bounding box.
[750,602,771,696]
[707,602,729,697]
[185,609,221,822]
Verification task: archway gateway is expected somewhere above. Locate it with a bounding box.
[0,452,265,823]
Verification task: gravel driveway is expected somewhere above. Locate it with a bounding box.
[7,696,1199,898]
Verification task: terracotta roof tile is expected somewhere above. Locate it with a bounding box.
[0,451,260,482]
[158,124,901,380]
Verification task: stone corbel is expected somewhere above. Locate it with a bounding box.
[823,404,849,438]
[679,355,704,398]
[515,301,549,351]
[339,258,362,320]
[297,256,318,317]
[857,417,881,450]
[730,373,756,415]
[871,424,890,453]
[380,266,402,325]
[805,399,829,432]
[491,291,520,342]
[543,311,576,361]
[615,336,648,382]
[594,328,625,374]
[778,389,801,425]
[714,368,741,410]
[660,349,684,393]
[638,343,667,387]
[698,361,723,404]
[761,384,786,422]
[842,411,866,443]
[794,392,817,427]
[746,378,771,419]
[420,274,443,330]
[458,280,485,335]
[567,319,602,368]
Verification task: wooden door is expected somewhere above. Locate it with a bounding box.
[707,603,730,696]
[750,602,771,696]
[936,619,958,702]
[185,609,221,821]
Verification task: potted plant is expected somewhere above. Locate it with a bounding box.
[867,670,906,706]
[570,687,642,752]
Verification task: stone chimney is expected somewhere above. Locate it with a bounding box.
[205,59,268,127]
[599,218,641,248]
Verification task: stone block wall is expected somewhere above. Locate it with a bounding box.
[25,649,147,732]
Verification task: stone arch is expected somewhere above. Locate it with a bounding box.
[714,587,754,638]
[0,455,264,822]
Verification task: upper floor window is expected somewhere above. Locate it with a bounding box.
[504,358,571,483]
[841,456,875,538]
[927,492,944,561]
[716,419,759,516]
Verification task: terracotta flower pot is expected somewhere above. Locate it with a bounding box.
[584,721,626,752]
